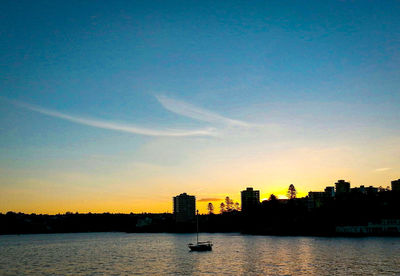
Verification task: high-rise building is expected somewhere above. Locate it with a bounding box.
[241,187,260,213]
[173,193,196,222]
[324,186,335,197]
[392,179,400,192]
[335,180,350,195]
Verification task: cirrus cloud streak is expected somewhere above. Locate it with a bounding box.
[373,167,391,172]
[197,198,223,202]
[14,101,218,137]
[156,95,256,127]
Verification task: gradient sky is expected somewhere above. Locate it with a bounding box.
[1,0,400,214]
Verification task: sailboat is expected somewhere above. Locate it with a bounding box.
[188,210,213,251]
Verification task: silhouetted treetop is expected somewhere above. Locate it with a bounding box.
[207,203,214,214]
[269,194,277,201]
[287,184,297,199]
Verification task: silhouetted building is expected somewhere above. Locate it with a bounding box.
[336,219,400,235]
[350,185,379,195]
[392,179,400,192]
[308,192,326,209]
[324,186,335,197]
[308,191,326,198]
[308,188,334,209]
[173,193,195,222]
[335,180,350,195]
[351,185,365,195]
[241,187,260,213]
[365,186,378,195]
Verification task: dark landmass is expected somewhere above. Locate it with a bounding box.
[0,211,241,235]
[1,190,399,236]
[243,190,400,236]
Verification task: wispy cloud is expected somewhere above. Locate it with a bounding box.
[156,95,256,127]
[373,167,391,172]
[197,198,222,202]
[14,101,217,137]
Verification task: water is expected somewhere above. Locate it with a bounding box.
[0,233,399,275]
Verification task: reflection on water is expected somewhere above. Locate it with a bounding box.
[0,233,399,275]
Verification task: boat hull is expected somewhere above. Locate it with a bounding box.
[188,242,213,251]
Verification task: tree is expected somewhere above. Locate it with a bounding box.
[378,186,391,192]
[207,203,214,214]
[287,184,297,199]
[269,194,277,201]
[220,196,240,213]
[220,202,225,213]
[225,196,234,212]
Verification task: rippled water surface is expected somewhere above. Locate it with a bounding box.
[0,233,399,275]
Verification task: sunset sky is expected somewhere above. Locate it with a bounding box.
[1,0,400,214]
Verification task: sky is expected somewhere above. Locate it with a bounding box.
[1,0,400,214]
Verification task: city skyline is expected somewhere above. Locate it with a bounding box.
[1,177,398,215]
[1,1,400,214]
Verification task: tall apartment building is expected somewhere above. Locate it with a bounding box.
[324,186,335,197]
[392,179,400,192]
[241,187,260,213]
[173,193,196,222]
[335,180,350,195]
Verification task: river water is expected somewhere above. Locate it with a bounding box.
[0,233,399,275]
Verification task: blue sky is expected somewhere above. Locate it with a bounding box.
[1,0,400,213]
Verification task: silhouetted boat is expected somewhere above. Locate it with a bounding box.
[188,241,213,251]
[188,210,213,251]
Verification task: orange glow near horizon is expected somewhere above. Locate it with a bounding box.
[0,185,318,215]
[1,156,398,215]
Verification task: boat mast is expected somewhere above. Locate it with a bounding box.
[196,209,199,244]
